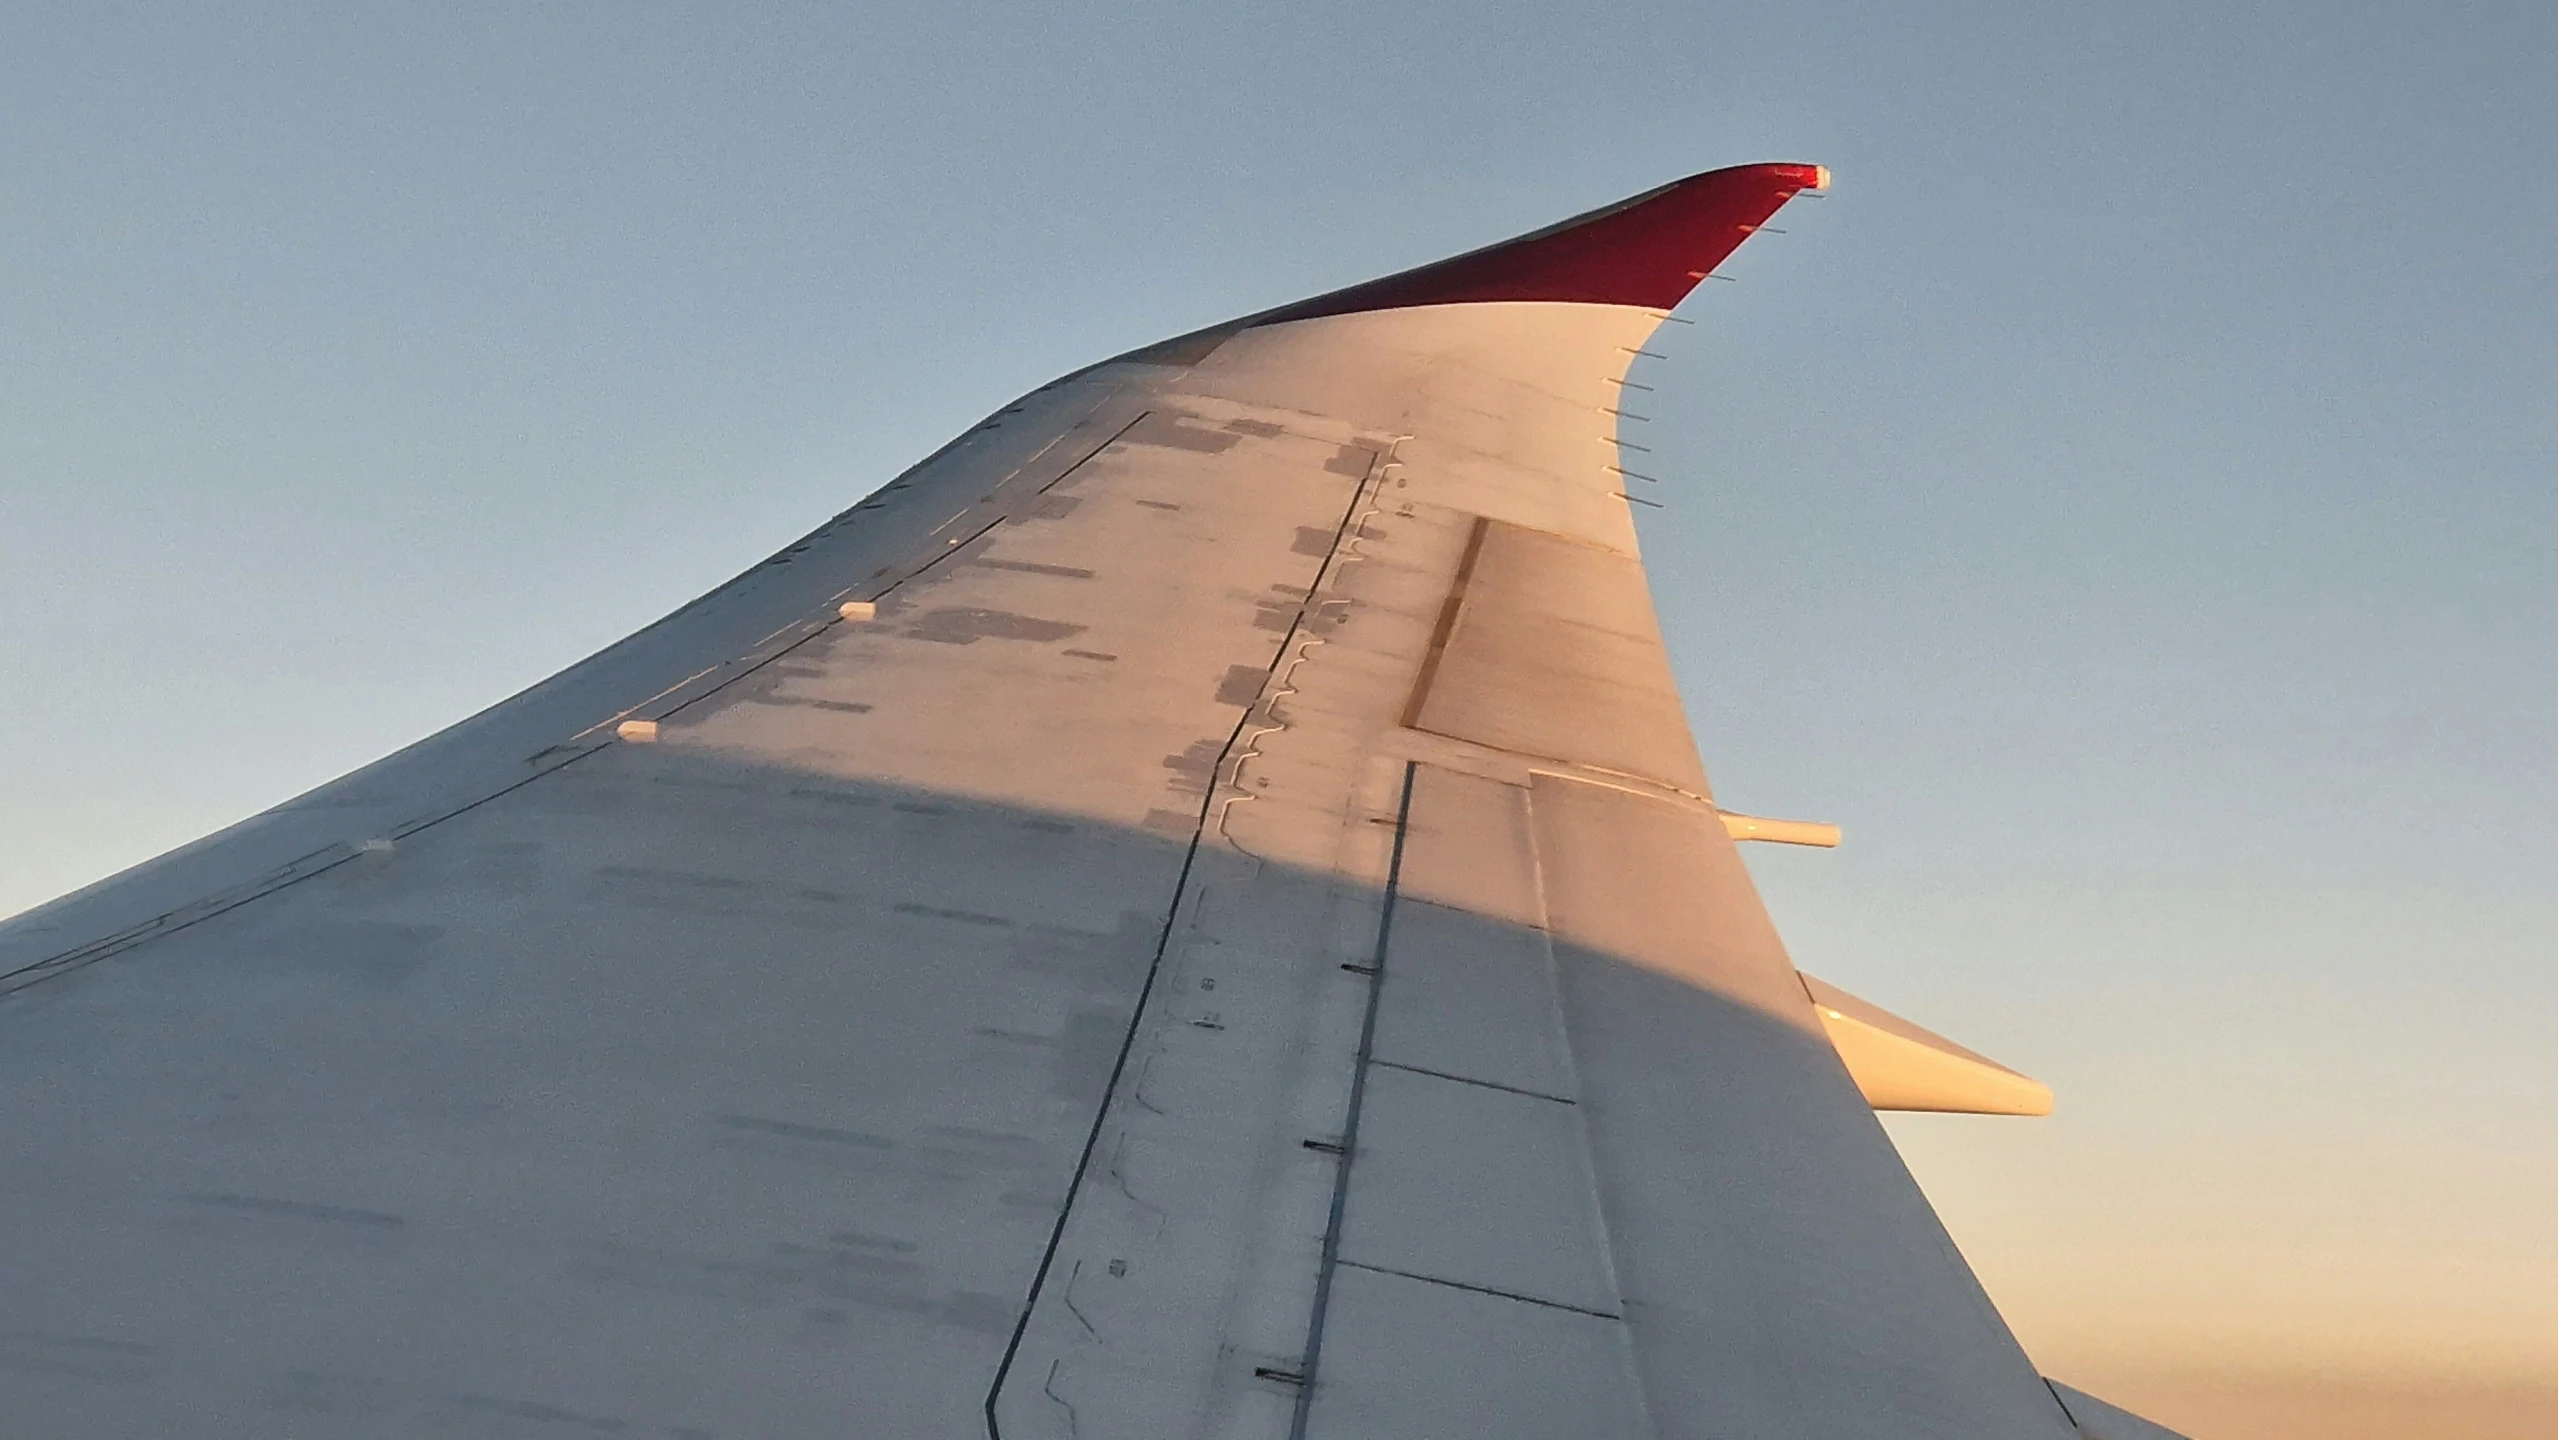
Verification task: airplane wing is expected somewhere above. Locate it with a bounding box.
[0,163,2186,1440]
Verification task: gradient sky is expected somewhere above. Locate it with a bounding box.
[4,5,2553,1437]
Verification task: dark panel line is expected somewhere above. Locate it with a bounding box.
[1288,759,1418,1440]
[657,414,1161,728]
[984,443,1390,1440]
[1369,1058,1575,1106]
[1334,1259,1623,1321]
[2043,1377,2091,1434]
[1034,410,1153,493]
[0,741,612,996]
[5,401,1149,999]
[1398,515,1489,729]
[975,558,1098,579]
[877,516,1006,594]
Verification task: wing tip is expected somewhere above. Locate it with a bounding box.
[1257,160,1828,325]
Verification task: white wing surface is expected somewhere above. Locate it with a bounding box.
[0,164,2183,1440]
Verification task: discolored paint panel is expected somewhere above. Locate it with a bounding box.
[1407,521,1711,796]
[904,607,1086,645]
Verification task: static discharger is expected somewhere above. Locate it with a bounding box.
[838,600,878,622]
[615,719,660,744]
[1718,811,1842,848]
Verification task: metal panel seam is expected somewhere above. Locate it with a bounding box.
[1521,775,1663,1439]
[982,445,1388,1440]
[0,741,615,997]
[1287,759,1419,1440]
[1397,515,1490,729]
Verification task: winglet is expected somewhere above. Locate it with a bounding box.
[1802,973,2054,1116]
[1255,161,1828,325]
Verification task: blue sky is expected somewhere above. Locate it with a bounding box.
[5,5,2553,1435]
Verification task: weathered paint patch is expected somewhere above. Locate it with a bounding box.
[893,901,1015,929]
[1162,738,1223,797]
[1324,443,1377,477]
[906,608,1086,646]
[180,1193,407,1228]
[752,696,873,714]
[975,558,1097,579]
[1123,413,1242,454]
[1049,1004,1127,1102]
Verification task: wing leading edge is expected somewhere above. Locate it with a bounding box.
[0,164,2185,1440]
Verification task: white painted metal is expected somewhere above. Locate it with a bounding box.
[0,282,2173,1439]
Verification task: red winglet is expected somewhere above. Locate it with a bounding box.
[1254,162,1826,325]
